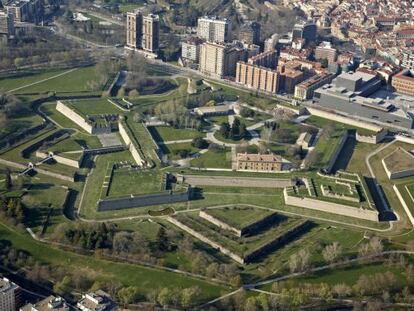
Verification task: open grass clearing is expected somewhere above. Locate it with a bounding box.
[148,126,204,142]
[204,206,275,230]
[107,169,164,198]
[65,98,123,117]
[190,148,232,169]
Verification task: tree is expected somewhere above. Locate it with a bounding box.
[117,286,141,305]
[5,168,12,190]
[156,227,169,251]
[54,276,72,296]
[191,137,209,149]
[181,286,201,309]
[332,283,352,298]
[220,122,231,139]
[322,242,342,263]
[158,287,173,307]
[289,249,310,272]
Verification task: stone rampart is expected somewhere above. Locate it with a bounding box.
[393,185,414,227]
[56,101,93,133]
[182,175,293,188]
[283,188,379,222]
[356,129,387,144]
[97,189,190,211]
[325,131,349,173]
[118,121,145,166]
[36,151,83,168]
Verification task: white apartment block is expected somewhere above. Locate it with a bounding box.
[197,16,232,43]
[0,277,20,311]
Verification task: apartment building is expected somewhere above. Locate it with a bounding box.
[199,42,245,78]
[294,72,334,100]
[236,62,280,94]
[239,21,260,45]
[0,277,21,311]
[236,153,291,172]
[126,11,142,49]
[292,21,317,45]
[197,16,232,43]
[0,10,14,36]
[4,0,43,23]
[142,14,159,53]
[181,37,204,63]
[315,41,337,64]
[247,50,277,69]
[126,11,159,54]
[392,69,414,96]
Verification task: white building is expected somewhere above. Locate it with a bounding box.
[0,277,21,311]
[77,290,118,311]
[197,16,232,43]
[181,37,204,63]
[20,296,69,311]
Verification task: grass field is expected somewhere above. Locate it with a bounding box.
[204,206,275,230]
[0,113,44,141]
[0,68,72,92]
[107,169,164,198]
[3,66,106,94]
[148,126,204,142]
[161,142,201,160]
[190,148,232,169]
[66,99,123,116]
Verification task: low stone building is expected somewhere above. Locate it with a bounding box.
[194,102,240,117]
[296,132,314,149]
[236,153,291,172]
[382,147,414,179]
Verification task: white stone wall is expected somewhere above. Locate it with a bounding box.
[36,151,82,168]
[283,188,379,222]
[56,101,93,134]
[199,211,242,237]
[118,121,145,166]
[393,185,414,227]
[356,130,387,144]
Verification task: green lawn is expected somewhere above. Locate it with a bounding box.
[4,66,105,94]
[107,169,164,198]
[65,99,123,117]
[148,126,204,142]
[161,142,201,160]
[0,222,229,301]
[0,68,72,92]
[204,206,275,230]
[191,148,232,169]
[0,113,44,141]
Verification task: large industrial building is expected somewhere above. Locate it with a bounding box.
[314,71,414,129]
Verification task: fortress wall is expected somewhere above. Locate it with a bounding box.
[393,185,414,227]
[56,101,93,134]
[118,121,145,166]
[199,211,242,237]
[283,189,379,222]
[325,131,349,173]
[167,216,245,264]
[97,190,190,211]
[35,151,82,168]
[182,175,293,188]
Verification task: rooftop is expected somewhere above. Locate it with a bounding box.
[237,153,284,163]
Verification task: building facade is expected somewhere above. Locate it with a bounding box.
[236,153,290,172]
[0,10,14,36]
[77,290,117,311]
[181,37,204,63]
[292,21,317,45]
[197,16,231,43]
[236,62,280,94]
[126,11,159,54]
[315,41,337,64]
[239,21,260,45]
[126,11,142,49]
[199,42,244,78]
[0,277,21,311]
[5,0,43,23]
[392,69,414,97]
[294,72,334,100]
